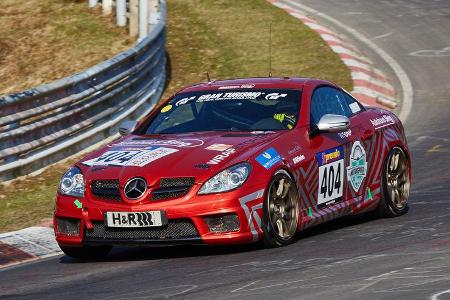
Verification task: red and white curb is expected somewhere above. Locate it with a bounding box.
[0,227,61,269]
[269,0,398,109]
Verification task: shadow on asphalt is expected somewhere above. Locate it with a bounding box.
[58,211,379,264]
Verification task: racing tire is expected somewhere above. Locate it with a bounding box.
[262,169,299,247]
[378,146,410,217]
[59,245,112,260]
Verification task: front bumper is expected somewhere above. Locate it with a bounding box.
[54,185,266,247]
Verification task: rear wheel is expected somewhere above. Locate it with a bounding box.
[378,146,410,217]
[262,170,299,247]
[59,245,112,260]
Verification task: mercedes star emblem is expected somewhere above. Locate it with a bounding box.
[124,177,147,200]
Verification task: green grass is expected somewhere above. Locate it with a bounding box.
[0,0,133,95]
[0,0,352,233]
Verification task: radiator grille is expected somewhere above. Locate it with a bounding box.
[84,219,199,241]
[91,179,121,201]
[151,177,195,200]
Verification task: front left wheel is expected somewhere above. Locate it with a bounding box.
[262,170,299,247]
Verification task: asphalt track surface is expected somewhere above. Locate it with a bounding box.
[2,1,450,299]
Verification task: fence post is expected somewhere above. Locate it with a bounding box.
[88,0,98,8]
[116,0,127,26]
[148,0,160,31]
[139,0,149,40]
[129,0,139,37]
[102,0,113,15]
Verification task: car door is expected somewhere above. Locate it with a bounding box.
[307,86,362,220]
[341,90,377,210]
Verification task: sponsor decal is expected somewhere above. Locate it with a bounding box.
[265,93,287,100]
[218,84,255,90]
[338,129,352,139]
[113,138,204,148]
[194,163,210,169]
[197,92,262,102]
[205,144,233,151]
[255,147,282,169]
[316,146,344,205]
[317,146,343,165]
[173,91,290,106]
[292,154,305,164]
[288,145,302,155]
[73,199,82,209]
[82,147,178,167]
[207,148,236,165]
[175,96,196,107]
[349,102,361,114]
[251,131,275,135]
[160,104,172,113]
[347,141,368,192]
[370,114,395,129]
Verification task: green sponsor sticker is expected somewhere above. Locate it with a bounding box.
[74,199,82,209]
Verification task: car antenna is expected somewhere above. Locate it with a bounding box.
[206,71,212,84]
[269,22,273,78]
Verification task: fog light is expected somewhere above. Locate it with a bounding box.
[57,218,80,236]
[204,214,240,233]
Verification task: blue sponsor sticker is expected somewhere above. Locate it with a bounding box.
[316,146,344,166]
[256,147,282,169]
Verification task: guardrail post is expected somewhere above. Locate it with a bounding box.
[88,0,98,8]
[102,0,113,15]
[148,0,160,30]
[116,0,127,26]
[129,0,139,37]
[139,0,149,40]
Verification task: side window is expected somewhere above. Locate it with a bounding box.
[310,86,352,124]
[342,91,365,116]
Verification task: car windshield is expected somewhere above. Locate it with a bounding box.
[143,89,301,134]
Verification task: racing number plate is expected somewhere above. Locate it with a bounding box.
[106,211,165,228]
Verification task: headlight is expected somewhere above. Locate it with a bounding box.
[59,167,85,197]
[198,163,251,195]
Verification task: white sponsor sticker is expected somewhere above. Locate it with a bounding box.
[205,144,233,151]
[338,129,352,139]
[113,138,204,148]
[349,102,361,114]
[82,147,178,167]
[265,93,287,100]
[292,154,305,164]
[207,148,236,165]
[370,114,395,129]
[318,159,344,205]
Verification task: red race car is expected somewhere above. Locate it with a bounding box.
[54,77,411,259]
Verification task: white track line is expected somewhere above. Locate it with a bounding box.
[282,0,414,122]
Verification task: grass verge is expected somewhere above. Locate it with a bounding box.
[0,0,133,95]
[0,0,352,233]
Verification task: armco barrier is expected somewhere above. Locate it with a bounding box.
[0,1,166,181]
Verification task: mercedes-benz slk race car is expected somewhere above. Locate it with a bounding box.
[54,77,411,259]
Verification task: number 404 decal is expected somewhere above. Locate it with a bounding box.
[316,146,345,205]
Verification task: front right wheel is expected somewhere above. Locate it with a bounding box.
[262,170,299,247]
[378,146,410,217]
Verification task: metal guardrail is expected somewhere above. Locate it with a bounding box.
[0,1,167,181]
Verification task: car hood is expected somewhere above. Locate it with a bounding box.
[78,131,283,185]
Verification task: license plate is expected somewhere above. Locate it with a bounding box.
[106,211,164,228]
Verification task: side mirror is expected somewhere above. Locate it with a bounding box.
[118,120,137,136]
[316,114,350,133]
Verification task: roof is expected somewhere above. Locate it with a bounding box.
[177,77,335,94]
